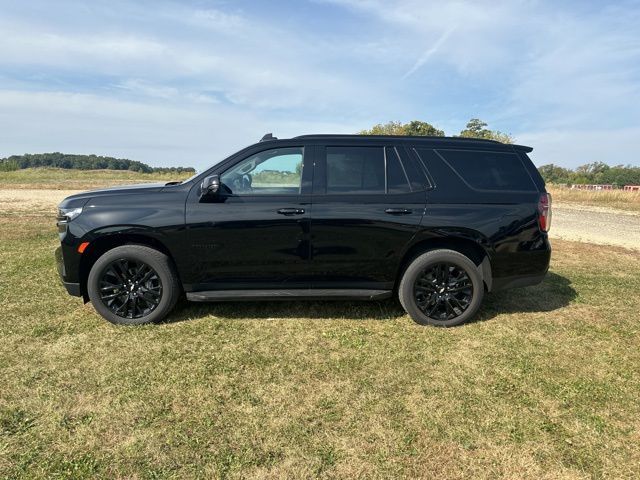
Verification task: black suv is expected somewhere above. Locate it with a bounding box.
[56,134,551,326]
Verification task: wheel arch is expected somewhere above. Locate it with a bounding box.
[395,235,493,293]
[78,233,180,302]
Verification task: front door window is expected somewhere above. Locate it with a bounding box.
[221,147,303,195]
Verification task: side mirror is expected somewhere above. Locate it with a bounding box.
[201,175,220,195]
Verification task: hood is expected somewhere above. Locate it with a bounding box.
[58,183,167,209]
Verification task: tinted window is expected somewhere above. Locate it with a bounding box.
[400,148,431,191]
[221,147,303,195]
[386,147,411,194]
[326,147,384,194]
[436,150,536,191]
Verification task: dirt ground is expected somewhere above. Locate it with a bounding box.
[550,203,640,250]
[1,188,638,250]
[0,188,78,214]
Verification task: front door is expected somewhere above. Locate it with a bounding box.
[185,146,312,291]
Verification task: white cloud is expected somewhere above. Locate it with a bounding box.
[0,26,168,69]
[507,10,640,129]
[0,10,388,114]
[0,89,354,170]
[321,0,529,74]
[0,0,639,168]
[319,0,640,165]
[189,8,248,32]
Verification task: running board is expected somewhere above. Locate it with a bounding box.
[186,289,392,302]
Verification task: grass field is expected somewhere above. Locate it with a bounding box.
[1,198,640,478]
[0,168,194,190]
[547,185,640,213]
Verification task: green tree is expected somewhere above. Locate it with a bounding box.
[402,120,445,136]
[0,159,19,171]
[359,121,404,135]
[537,164,572,185]
[359,120,444,137]
[538,162,640,186]
[458,118,513,144]
[600,165,640,186]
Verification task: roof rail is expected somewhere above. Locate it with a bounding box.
[260,133,277,142]
[292,134,501,144]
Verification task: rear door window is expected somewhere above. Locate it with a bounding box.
[435,150,536,191]
[326,146,385,194]
[321,146,416,195]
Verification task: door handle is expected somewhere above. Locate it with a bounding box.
[385,208,412,215]
[277,208,305,216]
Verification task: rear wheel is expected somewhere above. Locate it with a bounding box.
[87,245,180,325]
[399,249,484,327]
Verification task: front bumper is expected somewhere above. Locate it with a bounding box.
[55,246,82,297]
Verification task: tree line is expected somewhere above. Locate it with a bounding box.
[538,162,640,187]
[361,119,639,187]
[0,152,195,174]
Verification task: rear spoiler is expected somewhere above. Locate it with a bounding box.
[512,144,533,153]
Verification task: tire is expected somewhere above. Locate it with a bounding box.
[87,245,180,325]
[399,249,484,327]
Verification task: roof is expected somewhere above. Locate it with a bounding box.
[290,134,532,152]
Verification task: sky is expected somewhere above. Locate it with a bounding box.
[1,0,639,171]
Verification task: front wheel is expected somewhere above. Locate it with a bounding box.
[87,245,180,325]
[399,249,484,327]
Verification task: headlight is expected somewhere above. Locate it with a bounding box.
[57,207,83,222]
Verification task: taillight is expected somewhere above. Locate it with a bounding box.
[538,193,552,232]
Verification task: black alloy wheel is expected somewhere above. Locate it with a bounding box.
[398,249,484,327]
[87,245,180,325]
[99,259,163,319]
[414,262,473,321]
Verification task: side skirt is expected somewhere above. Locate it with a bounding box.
[186,289,392,302]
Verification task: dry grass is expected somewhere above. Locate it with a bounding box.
[0,168,193,190]
[547,184,640,212]
[1,212,640,478]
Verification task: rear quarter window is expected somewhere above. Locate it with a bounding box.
[436,149,536,192]
[385,147,412,194]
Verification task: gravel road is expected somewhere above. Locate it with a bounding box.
[1,189,639,250]
[550,204,640,250]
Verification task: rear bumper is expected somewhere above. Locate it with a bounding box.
[491,272,547,291]
[489,238,551,292]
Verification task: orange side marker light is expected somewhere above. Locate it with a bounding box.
[77,242,90,254]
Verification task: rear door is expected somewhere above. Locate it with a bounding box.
[308,144,427,290]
